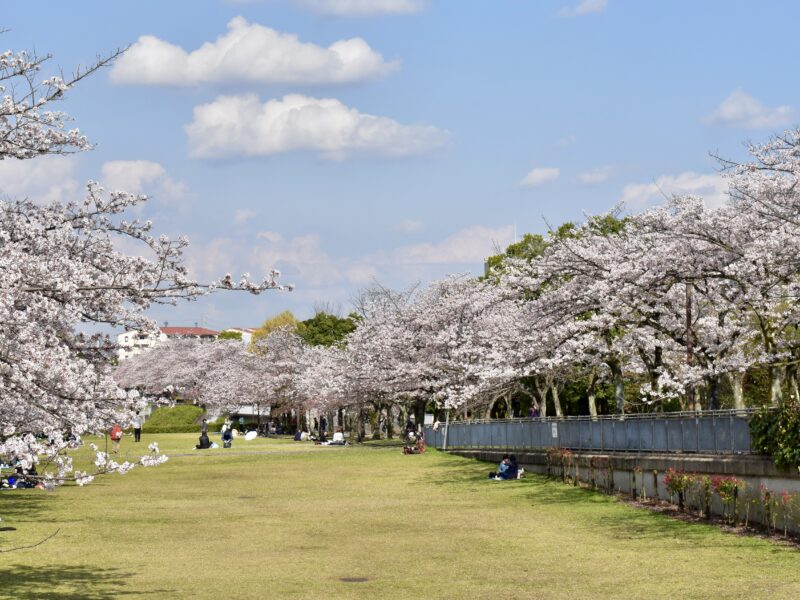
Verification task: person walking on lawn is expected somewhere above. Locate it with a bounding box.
[110,423,123,454]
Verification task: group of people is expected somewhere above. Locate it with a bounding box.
[314,428,346,445]
[108,411,145,454]
[489,454,521,480]
[1,464,40,490]
[403,420,426,455]
[196,418,237,449]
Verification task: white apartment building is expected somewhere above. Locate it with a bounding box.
[116,326,220,361]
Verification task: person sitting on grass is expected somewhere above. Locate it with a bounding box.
[329,429,346,445]
[196,432,211,450]
[416,429,426,454]
[499,455,519,480]
[222,425,233,448]
[489,454,510,479]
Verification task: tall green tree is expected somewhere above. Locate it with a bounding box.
[251,311,298,348]
[297,312,358,347]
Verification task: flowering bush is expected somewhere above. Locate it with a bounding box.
[759,485,775,534]
[778,490,796,537]
[711,476,745,524]
[663,468,692,511]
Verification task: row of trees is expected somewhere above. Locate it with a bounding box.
[116,129,800,426]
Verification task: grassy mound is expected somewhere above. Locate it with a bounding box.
[141,405,220,433]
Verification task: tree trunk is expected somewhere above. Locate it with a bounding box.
[770,365,785,406]
[550,382,563,417]
[609,360,625,414]
[685,284,695,412]
[707,375,721,410]
[386,406,394,439]
[727,372,745,410]
[587,369,598,417]
[356,409,366,443]
[534,376,548,417]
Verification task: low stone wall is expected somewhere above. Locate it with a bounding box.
[448,448,800,533]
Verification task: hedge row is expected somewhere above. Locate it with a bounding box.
[140,405,222,434]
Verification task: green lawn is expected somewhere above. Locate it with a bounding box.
[2,434,800,599]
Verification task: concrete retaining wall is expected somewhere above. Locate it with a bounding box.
[448,448,800,533]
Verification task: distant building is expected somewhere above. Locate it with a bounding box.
[116,330,166,361]
[160,326,220,340]
[116,326,220,361]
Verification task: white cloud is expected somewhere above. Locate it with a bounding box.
[256,230,284,243]
[705,90,793,129]
[297,0,424,16]
[579,166,614,184]
[394,219,424,233]
[186,232,337,288]
[234,209,257,225]
[100,160,187,201]
[390,225,514,265]
[621,171,729,210]
[520,167,560,187]
[186,93,447,160]
[0,156,80,204]
[110,17,396,86]
[185,224,514,315]
[558,0,607,18]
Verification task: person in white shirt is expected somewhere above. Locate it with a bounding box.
[132,411,143,443]
[331,429,345,445]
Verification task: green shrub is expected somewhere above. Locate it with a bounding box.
[142,405,222,433]
[750,401,800,470]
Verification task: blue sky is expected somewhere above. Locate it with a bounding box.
[3,0,799,329]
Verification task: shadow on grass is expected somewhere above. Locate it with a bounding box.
[0,565,171,599]
[361,438,405,448]
[0,493,54,523]
[422,454,773,548]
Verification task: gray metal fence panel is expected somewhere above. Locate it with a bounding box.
[584,421,594,450]
[698,418,716,453]
[626,420,640,451]
[732,417,751,453]
[429,410,757,455]
[600,420,614,452]
[716,417,732,453]
[666,419,682,451]
[652,420,668,451]
[612,421,625,450]
[681,418,699,452]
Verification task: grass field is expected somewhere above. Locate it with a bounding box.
[2,434,800,599]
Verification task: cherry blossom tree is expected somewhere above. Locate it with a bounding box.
[0,43,287,487]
